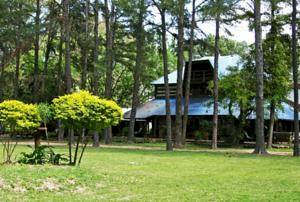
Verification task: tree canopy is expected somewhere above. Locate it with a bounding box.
[52,91,123,131]
[0,100,41,134]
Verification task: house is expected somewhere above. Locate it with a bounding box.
[123,55,297,142]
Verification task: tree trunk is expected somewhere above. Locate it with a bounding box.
[41,28,54,100]
[33,0,40,103]
[182,0,196,146]
[34,133,41,149]
[238,109,246,144]
[41,39,50,99]
[174,0,185,148]
[104,127,112,144]
[104,0,113,100]
[92,0,100,95]
[73,129,84,165]
[81,0,89,90]
[212,13,220,150]
[161,6,173,151]
[128,0,145,143]
[92,0,100,147]
[266,2,276,150]
[104,0,115,144]
[58,121,64,141]
[57,24,64,96]
[267,102,275,149]
[63,0,73,151]
[64,0,72,94]
[253,0,267,154]
[292,0,299,156]
[14,47,20,99]
[68,129,73,165]
[93,131,99,147]
[56,20,64,142]
[0,51,5,101]
[41,2,56,100]
[13,4,22,99]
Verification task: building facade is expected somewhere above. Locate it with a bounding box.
[123,55,297,143]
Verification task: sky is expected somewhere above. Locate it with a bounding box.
[201,16,292,45]
[148,1,297,45]
[185,0,295,45]
[200,20,255,44]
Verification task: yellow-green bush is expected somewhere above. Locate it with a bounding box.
[52,91,123,132]
[52,91,123,165]
[0,100,41,134]
[0,100,41,163]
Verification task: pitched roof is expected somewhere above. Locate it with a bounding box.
[123,97,298,121]
[123,97,238,119]
[151,54,242,85]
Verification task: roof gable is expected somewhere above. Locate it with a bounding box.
[151,54,242,85]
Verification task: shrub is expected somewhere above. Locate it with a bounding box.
[18,145,68,165]
[52,91,122,131]
[219,119,243,146]
[36,103,53,147]
[0,100,41,163]
[197,120,212,140]
[52,91,123,165]
[37,103,53,125]
[0,100,41,133]
[194,130,205,140]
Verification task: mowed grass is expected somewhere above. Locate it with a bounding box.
[0,144,300,201]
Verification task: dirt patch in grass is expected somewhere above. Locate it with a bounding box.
[37,178,61,191]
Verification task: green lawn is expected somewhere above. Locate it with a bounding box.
[0,144,300,201]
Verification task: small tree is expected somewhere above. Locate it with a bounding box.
[200,0,242,149]
[264,38,291,148]
[0,100,41,163]
[217,66,256,142]
[37,103,53,148]
[52,91,123,165]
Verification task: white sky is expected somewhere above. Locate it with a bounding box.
[201,16,292,45]
[200,20,255,44]
[148,0,296,45]
[195,1,296,45]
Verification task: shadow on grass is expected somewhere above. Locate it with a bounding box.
[86,146,294,161]
[11,141,295,161]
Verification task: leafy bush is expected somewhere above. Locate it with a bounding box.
[52,91,123,131]
[52,91,123,165]
[36,103,53,147]
[18,145,68,165]
[0,100,41,133]
[194,130,205,140]
[196,120,212,140]
[219,119,243,146]
[37,103,53,125]
[0,100,41,163]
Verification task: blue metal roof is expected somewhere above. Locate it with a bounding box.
[124,97,239,119]
[124,97,298,121]
[247,102,297,120]
[151,55,242,85]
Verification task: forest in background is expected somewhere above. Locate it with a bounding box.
[0,0,249,106]
[0,0,299,155]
